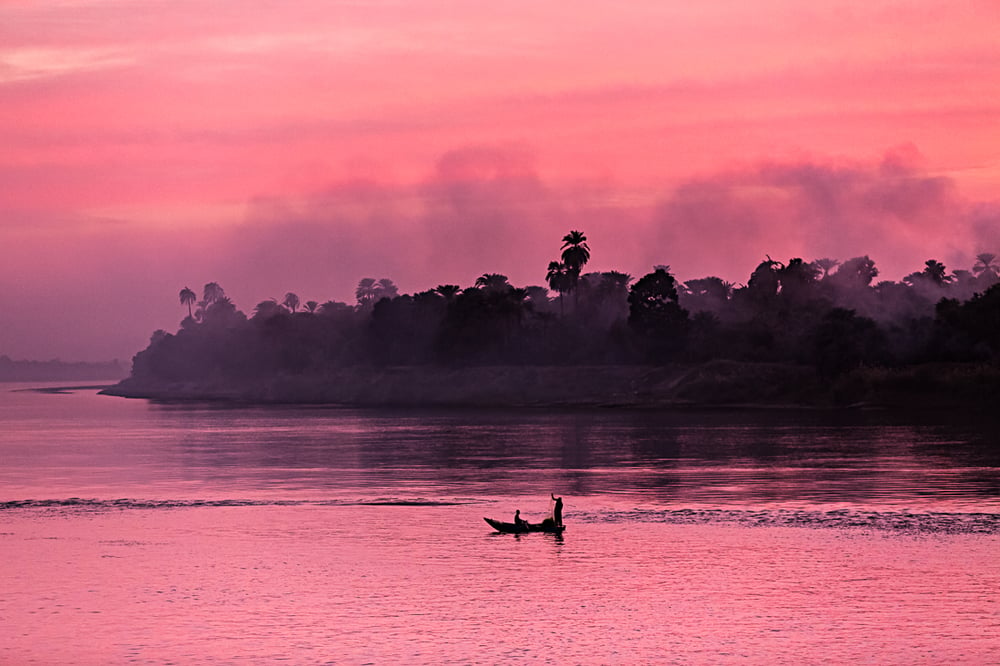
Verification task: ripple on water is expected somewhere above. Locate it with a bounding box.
[0,497,474,511]
[3,497,998,535]
[578,507,1000,535]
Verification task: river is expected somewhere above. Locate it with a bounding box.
[2,383,998,663]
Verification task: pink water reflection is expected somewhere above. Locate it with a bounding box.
[3,505,998,663]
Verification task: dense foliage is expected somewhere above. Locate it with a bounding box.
[130,241,1000,385]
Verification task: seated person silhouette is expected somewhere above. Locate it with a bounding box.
[514,509,528,531]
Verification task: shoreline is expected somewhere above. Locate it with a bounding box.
[14,384,118,394]
[99,360,1000,411]
[100,361,813,408]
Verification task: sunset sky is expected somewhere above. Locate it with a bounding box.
[2,0,999,361]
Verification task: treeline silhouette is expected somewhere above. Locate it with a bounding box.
[0,356,128,382]
[131,232,1000,387]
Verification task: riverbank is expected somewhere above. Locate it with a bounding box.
[101,361,806,407]
[99,360,1000,409]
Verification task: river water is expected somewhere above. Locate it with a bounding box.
[2,383,999,663]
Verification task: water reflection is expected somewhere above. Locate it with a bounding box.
[5,388,999,665]
[3,387,1000,511]
[145,405,1000,509]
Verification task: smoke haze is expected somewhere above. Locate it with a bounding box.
[1,145,996,361]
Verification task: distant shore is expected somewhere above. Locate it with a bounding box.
[100,360,1000,410]
[0,356,128,383]
[15,384,118,394]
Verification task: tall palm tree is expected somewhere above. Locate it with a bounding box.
[561,230,590,300]
[545,262,566,285]
[559,230,591,312]
[560,230,591,273]
[282,292,300,313]
[545,261,570,315]
[179,286,196,319]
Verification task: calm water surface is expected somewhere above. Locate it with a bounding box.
[2,384,999,663]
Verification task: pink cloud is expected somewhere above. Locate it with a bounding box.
[649,148,983,284]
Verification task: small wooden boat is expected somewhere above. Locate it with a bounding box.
[484,517,566,534]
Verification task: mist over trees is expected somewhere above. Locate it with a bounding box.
[132,233,1000,391]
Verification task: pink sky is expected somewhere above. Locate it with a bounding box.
[2,0,999,361]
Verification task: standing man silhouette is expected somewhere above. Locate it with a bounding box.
[551,494,563,527]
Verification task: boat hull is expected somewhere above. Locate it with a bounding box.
[484,517,565,534]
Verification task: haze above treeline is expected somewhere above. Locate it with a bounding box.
[122,231,1000,393]
[5,146,1000,364]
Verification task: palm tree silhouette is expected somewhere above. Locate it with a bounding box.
[203,282,225,305]
[179,286,196,319]
[434,285,462,301]
[377,278,399,300]
[355,277,399,310]
[475,273,511,292]
[356,278,379,309]
[546,261,570,316]
[814,258,840,279]
[560,230,590,310]
[973,253,998,276]
[304,300,319,314]
[561,230,590,271]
